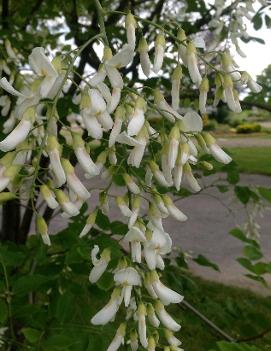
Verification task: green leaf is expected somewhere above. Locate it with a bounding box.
[96,210,111,230]
[13,274,56,295]
[234,186,251,204]
[215,341,263,351]
[21,328,41,344]
[258,187,271,202]
[0,300,8,323]
[55,292,75,323]
[243,245,263,261]
[229,228,259,247]
[96,271,114,291]
[42,334,78,350]
[193,254,220,271]
[253,14,263,30]
[217,185,229,193]
[110,221,128,236]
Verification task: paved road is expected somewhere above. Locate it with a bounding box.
[218,136,271,148]
[49,172,271,295]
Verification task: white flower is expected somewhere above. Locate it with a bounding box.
[221,51,241,82]
[127,139,146,168]
[61,159,90,200]
[163,195,187,222]
[116,196,132,217]
[153,33,166,73]
[109,106,125,147]
[114,267,141,307]
[203,133,232,164]
[108,88,121,113]
[0,107,35,152]
[209,143,232,164]
[143,225,172,270]
[36,215,51,246]
[0,164,20,192]
[97,110,114,131]
[154,89,182,122]
[144,273,158,299]
[123,174,140,194]
[138,37,151,77]
[89,246,111,283]
[168,126,180,170]
[171,65,182,111]
[95,150,108,173]
[199,77,209,114]
[5,39,17,60]
[106,324,126,351]
[186,42,202,86]
[241,72,262,93]
[47,136,66,187]
[223,75,241,113]
[183,163,201,193]
[89,66,107,87]
[127,97,146,136]
[149,161,170,188]
[0,77,26,98]
[147,304,160,327]
[130,330,139,351]
[147,336,156,351]
[80,210,98,237]
[165,329,182,347]
[86,88,107,115]
[126,13,137,49]
[150,271,183,305]
[91,288,123,325]
[29,47,58,98]
[82,112,103,139]
[72,134,100,177]
[128,196,141,228]
[55,190,79,217]
[153,194,169,215]
[116,132,144,147]
[180,111,203,133]
[177,28,187,66]
[40,184,59,209]
[137,304,148,348]
[161,145,174,186]
[124,226,146,263]
[97,82,112,104]
[155,301,181,332]
[107,44,134,68]
[0,95,11,116]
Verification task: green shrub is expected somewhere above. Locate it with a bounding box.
[236,123,262,134]
[203,119,218,131]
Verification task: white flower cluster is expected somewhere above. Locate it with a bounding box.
[209,0,267,56]
[0,9,263,351]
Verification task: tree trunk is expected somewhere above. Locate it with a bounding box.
[0,200,21,242]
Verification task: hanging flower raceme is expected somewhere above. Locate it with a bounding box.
[0,8,264,350]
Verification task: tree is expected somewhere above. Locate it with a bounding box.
[0,0,270,350]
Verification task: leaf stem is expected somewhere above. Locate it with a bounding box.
[94,0,109,46]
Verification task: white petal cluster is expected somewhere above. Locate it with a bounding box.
[0,9,264,351]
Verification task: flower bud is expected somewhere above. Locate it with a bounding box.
[36,215,51,246]
[199,77,209,114]
[171,65,182,110]
[153,33,166,73]
[126,12,137,49]
[138,37,151,77]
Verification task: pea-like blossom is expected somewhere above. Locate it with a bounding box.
[89,246,111,283]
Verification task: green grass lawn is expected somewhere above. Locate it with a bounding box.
[228,147,271,175]
[168,272,271,351]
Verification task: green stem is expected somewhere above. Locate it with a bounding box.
[94,0,109,46]
[0,256,15,343]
